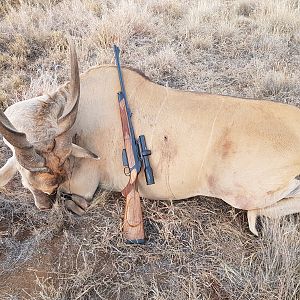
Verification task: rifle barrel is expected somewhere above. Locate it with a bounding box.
[114,45,140,172]
[113,45,128,103]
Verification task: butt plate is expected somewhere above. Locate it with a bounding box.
[126,238,145,245]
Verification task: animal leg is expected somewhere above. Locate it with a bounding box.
[247,196,300,235]
[0,157,17,187]
[59,159,100,215]
[61,192,89,216]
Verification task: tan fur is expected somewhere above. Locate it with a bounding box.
[2,65,300,235]
[0,157,17,186]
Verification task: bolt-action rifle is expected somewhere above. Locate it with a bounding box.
[113,45,154,244]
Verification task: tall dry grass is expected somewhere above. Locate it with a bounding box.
[1,0,300,299]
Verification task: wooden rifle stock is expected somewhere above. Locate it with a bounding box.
[122,169,145,243]
[118,99,145,244]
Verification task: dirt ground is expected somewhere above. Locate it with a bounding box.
[1,1,300,299]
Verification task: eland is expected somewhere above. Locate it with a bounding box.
[1,43,300,235]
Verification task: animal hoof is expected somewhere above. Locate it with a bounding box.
[60,192,88,215]
[70,194,89,210]
[64,199,86,216]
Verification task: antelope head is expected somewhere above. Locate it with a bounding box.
[0,41,98,212]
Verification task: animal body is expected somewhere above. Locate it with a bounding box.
[1,44,300,235]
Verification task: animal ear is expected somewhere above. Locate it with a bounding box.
[0,110,47,172]
[71,144,99,159]
[0,157,17,187]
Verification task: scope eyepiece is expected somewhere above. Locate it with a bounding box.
[144,165,154,185]
[138,135,155,185]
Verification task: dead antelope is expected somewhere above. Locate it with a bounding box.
[1,43,300,236]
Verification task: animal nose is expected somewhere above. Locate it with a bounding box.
[44,185,58,196]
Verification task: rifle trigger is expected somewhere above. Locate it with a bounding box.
[118,92,124,102]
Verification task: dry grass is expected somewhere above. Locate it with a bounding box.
[1,0,300,299]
